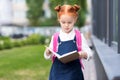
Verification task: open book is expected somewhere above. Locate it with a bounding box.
[45,46,79,63]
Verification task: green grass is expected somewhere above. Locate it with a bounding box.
[0,45,51,80]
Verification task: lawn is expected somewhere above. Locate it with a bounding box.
[0,45,51,80]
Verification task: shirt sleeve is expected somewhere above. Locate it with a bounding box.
[44,36,54,60]
[81,33,93,61]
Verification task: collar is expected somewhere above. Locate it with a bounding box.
[60,28,75,36]
[59,28,75,41]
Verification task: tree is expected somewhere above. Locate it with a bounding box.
[50,0,88,27]
[26,0,44,26]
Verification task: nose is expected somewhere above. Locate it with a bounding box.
[65,23,69,27]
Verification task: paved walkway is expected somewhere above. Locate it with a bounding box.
[82,50,97,80]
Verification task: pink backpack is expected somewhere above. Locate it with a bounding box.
[52,29,84,69]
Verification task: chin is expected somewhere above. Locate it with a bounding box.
[65,30,71,33]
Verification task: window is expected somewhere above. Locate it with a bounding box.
[92,0,120,53]
[113,0,118,42]
[110,0,118,51]
[118,0,120,53]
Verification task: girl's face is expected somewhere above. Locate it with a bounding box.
[59,14,76,33]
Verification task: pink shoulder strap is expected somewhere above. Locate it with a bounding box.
[53,30,82,52]
[75,29,82,51]
[52,32,59,62]
[75,30,84,69]
[53,32,59,52]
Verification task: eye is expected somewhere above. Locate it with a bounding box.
[68,22,72,24]
[62,21,65,24]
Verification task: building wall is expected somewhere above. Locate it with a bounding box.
[0,0,28,26]
[92,0,120,80]
[0,0,12,25]
[12,0,28,25]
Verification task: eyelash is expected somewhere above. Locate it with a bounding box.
[62,22,65,24]
[62,22,71,24]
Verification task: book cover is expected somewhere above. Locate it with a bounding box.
[45,46,79,63]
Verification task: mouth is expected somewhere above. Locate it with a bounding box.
[65,28,69,30]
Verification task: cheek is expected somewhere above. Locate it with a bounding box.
[70,23,75,26]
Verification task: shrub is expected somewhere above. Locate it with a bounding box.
[0,37,11,50]
[40,36,46,44]
[0,36,10,40]
[13,41,23,47]
[27,34,40,45]
[21,39,28,46]
[4,40,13,49]
[0,44,4,50]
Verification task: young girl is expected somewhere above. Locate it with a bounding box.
[44,4,92,80]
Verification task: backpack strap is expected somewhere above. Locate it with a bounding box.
[75,29,84,69]
[53,32,59,52]
[52,32,59,62]
[75,29,82,51]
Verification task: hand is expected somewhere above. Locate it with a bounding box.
[78,51,88,59]
[45,47,52,56]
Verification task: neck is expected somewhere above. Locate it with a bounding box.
[61,28,74,34]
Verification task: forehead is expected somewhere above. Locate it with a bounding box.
[59,15,74,21]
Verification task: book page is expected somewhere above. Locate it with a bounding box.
[58,50,77,58]
[45,46,79,63]
[45,46,60,57]
[59,51,79,63]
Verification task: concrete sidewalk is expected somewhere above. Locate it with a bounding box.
[82,50,97,80]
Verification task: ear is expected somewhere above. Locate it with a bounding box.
[73,4,80,11]
[54,5,61,12]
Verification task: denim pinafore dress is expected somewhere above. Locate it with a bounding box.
[49,36,84,80]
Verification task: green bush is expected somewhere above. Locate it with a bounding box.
[21,39,28,45]
[0,36,10,40]
[0,34,49,50]
[13,41,23,47]
[0,44,4,50]
[40,36,46,44]
[0,37,11,50]
[4,40,13,49]
[27,34,40,45]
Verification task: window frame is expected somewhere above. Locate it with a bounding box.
[118,0,120,53]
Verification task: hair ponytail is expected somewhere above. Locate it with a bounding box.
[54,4,80,19]
[73,4,80,12]
[54,5,61,12]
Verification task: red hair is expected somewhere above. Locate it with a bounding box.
[54,4,80,19]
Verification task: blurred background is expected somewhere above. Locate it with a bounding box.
[0,0,120,80]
